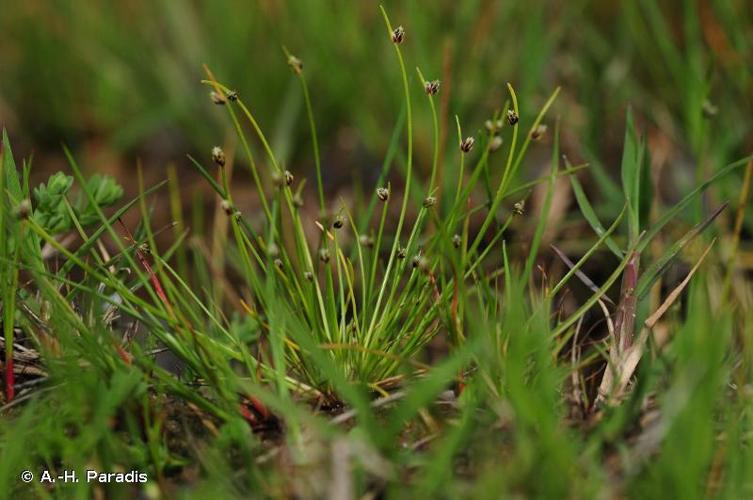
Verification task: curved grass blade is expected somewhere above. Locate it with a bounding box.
[570,169,624,259]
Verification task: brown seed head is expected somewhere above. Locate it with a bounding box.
[513,200,525,216]
[412,254,429,271]
[391,26,405,44]
[376,187,390,202]
[212,146,226,166]
[507,109,519,126]
[460,137,475,153]
[359,235,374,248]
[531,124,547,140]
[15,199,32,220]
[452,234,462,248]
[424,80,440,96]
[210,91,226,105]
[287,55,303,75]
[221,199,233,215]
[284,170,294,186]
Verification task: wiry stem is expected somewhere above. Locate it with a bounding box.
[366,7,414,346]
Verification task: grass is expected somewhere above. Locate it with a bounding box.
[1,3,753,499]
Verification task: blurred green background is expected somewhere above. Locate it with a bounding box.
[1,0,751,218]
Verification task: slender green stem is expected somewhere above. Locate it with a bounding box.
[470,83,519,257]
[548,205,627,299]
[282,46,325,212]
[367,6,414,343]
[300,74,325,213]
[416,67,440,194]
[224,103,273,224]
[454,116,464,205]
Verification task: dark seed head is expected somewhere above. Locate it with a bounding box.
[391,26,405,44]
[423,196,436,208]
[210,91,226,105]
[226,90,239,102]
[319,248,330,263]
[417,256,429,272]
[304,271,314,281]
[397,248,407,259]
[424,80,440,96]
[359,235,374,248]
[376,187,390,202]
[274,258,284,270]
[513,200,525,216]
[212,146,226,167]
[221,199,233,215]
[284,170,294,186]
[452,234,462,248]
[531,124,547,140]
[287,55,303,75]
[507,109,519,126]
[460,137,475,153]
[333,215,344,229]
[15,199,32,220]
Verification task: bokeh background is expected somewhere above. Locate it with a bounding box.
[1,0,751,229]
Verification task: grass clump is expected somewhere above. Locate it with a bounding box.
[184,7,562,402]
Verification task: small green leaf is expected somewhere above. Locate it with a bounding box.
[33,172,74,234]
[570,172,624,259]
[79,174,124,225]
[619,109,643,243]
[87,174,124,206]
[32,170,124,234]
[2,130,23,202]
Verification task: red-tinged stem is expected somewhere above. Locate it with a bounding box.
[615,250,640,352]
[238,395,272,429]
[115,344,133,365]
[239,404,259,426]
[244,395,270,420]
[137,254,172,312]
[117,219,174,316]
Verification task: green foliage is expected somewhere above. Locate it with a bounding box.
[32,172,73,234]
[33,171,123,234]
